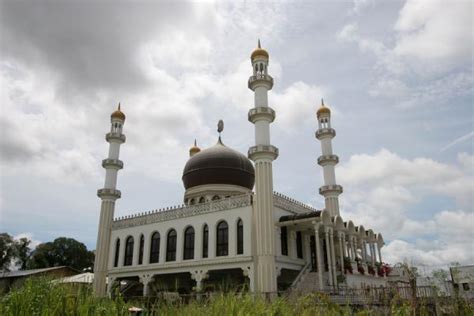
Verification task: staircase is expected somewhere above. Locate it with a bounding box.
[287,264,329,300]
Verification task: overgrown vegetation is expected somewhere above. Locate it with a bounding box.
[1,277,473,316]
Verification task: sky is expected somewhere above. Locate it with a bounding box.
[0,0,472,271]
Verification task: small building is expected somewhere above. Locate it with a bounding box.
[450,265,474,300]
[0,266,80,294]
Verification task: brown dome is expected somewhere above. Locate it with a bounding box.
[182,138,255,190]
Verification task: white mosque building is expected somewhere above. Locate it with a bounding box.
[92,42,387,298]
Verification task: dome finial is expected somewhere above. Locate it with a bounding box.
[321,98,324,106]
[217,119,224,144]
[189,139,201,157]
[258,39,261,48]
[111,102,126,121]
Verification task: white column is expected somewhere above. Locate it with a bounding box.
[242,266,255,293]
[276,227,282,256]
[378,244,383,264]
[176,229,183,262]
[289,230,297,259]
[338,232,344,275]
[209,223,216,259]
[195,225,202,260]
[159,232,166,263]
[314,226,324,290]
[324,228,333,288]
[351,237,356,261]
[132,234,140,266]
[143,234,150,265]
[228,221,236,257]
[191,270,208,293]
[329,229,337,287]
[139,274,154,297]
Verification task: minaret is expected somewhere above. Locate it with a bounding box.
[248,40,279,294]
[315,99,343,216]
[93,104,126,297]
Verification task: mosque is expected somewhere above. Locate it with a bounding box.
[92,42,387,298]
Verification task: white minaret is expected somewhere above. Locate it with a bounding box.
[315,99,343,216]
[93,104,126,297]
[248,40,279,295]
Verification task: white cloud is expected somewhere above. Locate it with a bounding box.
[338,149,473,267]
[13,232,42,249]
[338,0,472,105]
[394,0,472,63]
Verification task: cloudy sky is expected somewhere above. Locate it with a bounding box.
[1,0,472,271]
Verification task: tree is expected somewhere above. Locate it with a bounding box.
[0,233,16,271]
[14,237,31,270]
[28,237,94,272]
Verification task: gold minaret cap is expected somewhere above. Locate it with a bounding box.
[316,98,331,118]
[251,39,269,61]
[189,139,201,157]
[111,103,126,121]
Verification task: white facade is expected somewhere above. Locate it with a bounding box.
[93,43,387,298]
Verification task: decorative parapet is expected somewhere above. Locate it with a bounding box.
[319,185,343,195]
[317,155,339,166]
[248,107,275,123]
[112,194,252,230]
[315,128,335,140]
[248,74,273,90]
[248,145,279,161]
[102,158,124,169]
[273,192,321,214]
[97,188,121,199]
[106,132,126,143]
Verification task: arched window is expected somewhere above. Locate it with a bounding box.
[212,195,220,201]
[203,224,209,258]
[183,226,195,260]
[237,219,244,255]
[138,234,144,265]
[199,197,206,204]
[114,239,120,267]
[149,232,160,263]
[166,229,177,262]
[124,236,134,266]
[216,221,228,256]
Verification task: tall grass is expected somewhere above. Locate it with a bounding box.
[1,278,472,316]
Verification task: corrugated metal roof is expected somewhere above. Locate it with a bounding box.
[0,266,72,278]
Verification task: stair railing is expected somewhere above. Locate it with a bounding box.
[289,262,311,290]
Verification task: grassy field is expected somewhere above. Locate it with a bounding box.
[1,278,472,315]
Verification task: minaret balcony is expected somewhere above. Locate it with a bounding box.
[97,188,121,199]
[315,128,336,140]
[248,145,279,161]
[102,159,124,169]
[319,185,343,195]
[317,155,339,166]
[106,132,126,143]
[248,107,275,123]
[248,74,273,90]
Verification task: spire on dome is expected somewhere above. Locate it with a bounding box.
[111,102,126,121]
[189,139,201,157]
[251,39,269,61]
[316,98,331,118]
